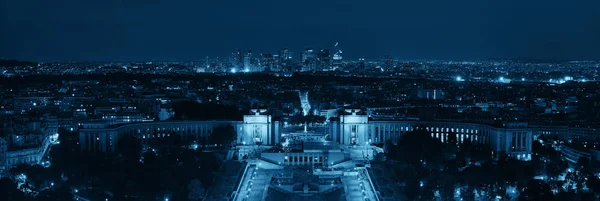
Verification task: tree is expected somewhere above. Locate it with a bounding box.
[117,134,142,161]
[384,140,397,161]
[187,179,205,201]
[50,127,80,170]
[210,124,236,148]
[554,191,576,201]
[576,157,592,175]
[446,131,458,145]
[586,176,600,195]
[396,129,446,169]
[36,189,59,201]
[518,180,553,201]
[0,177,28,201]
[403,180,421,200]
[547,159,569,179]
[456,141,493,164]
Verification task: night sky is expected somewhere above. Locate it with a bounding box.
[1,0,599,62]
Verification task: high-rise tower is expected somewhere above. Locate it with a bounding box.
[243,50,252,72]
[317,49,331,71]
[332,42,343,70]
[301,48,316,72]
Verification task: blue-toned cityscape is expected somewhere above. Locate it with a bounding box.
[2,0,600,200]
[1,51,600,200]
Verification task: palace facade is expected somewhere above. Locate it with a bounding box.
[78,111,534,160]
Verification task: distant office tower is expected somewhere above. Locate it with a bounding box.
[283,48,293,60]
[261,54,275,71]
[317,48,331,71]
[232,49,243,68]
[272,54,281,71]
[278,48,293,72]
[331,42,343,70]
[301,48,317,72]
[243,50,252,72]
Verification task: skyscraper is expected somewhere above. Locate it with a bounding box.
[243,50,252,72]
[317,48,331,71]
[332,42,343,71]
[261,54,275,72]
[278,48,293,72]
[231,49,243,69]
[301,48,316,72]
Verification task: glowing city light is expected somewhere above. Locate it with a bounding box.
[244,68,250,73]
[456,76,463,82]
[231,68,237,73]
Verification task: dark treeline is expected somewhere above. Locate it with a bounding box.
[0,59,37,67]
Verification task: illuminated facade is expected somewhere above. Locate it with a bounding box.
[78,110,281,152]
[239,109,281,145]
[330,112,534,160]
[261,141,347,166]
[0,116,60,170]
[78,112,534,160]
[301,48,316,72]
[2,134,59,167]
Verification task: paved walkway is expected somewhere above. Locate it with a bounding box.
[342,169,378,201]
[235,165,273,201]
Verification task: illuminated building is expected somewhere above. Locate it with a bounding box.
[78,109,281,152]
[260,54,275,71]
[331,42,343,70]
[0,116,60,170]
[317,49,331,71]
[301,48,316,72]
[330,111,533,160]
[243,50,252,72]
[79,110,536,161]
